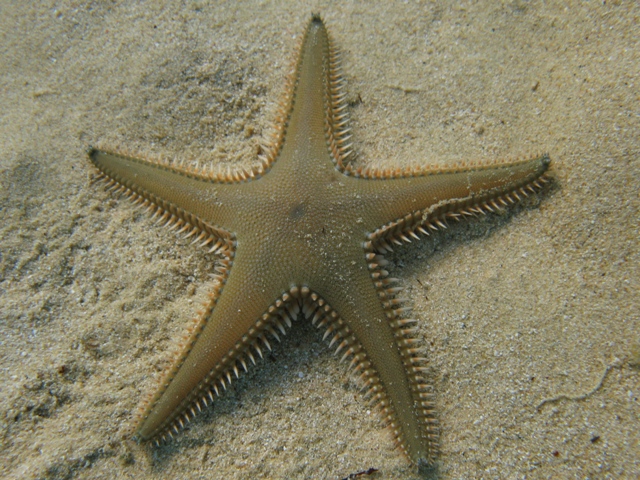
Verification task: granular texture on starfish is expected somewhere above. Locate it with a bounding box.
[89,14,550,465]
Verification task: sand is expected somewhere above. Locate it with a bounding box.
[1,1,638,479]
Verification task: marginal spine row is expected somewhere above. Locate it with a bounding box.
[324,28,355,170]
[90,143,271,185]
[363,243,439,460]
[92,164,234,256]
[344,153,551,180]
[367,169,550,254]
[256,21,315,174]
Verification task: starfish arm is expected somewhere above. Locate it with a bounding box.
[315,262,438,464]
[88,148,265,245]
[351,154,551,248]
[133,244,298,441]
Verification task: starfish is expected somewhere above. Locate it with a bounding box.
[89,15,550,465]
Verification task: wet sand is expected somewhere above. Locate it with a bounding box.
[1,1,638,478]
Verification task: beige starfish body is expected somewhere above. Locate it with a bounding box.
[89,15,550,465]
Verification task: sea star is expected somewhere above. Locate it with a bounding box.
[89,14,550,465]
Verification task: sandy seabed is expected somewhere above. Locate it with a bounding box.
[1,1,638,479]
